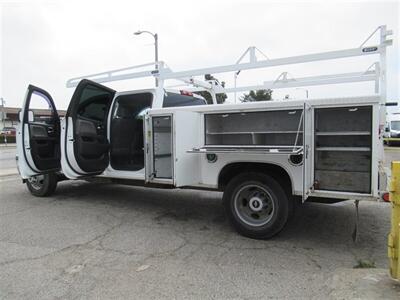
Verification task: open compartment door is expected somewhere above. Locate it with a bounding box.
[61,79,115,179]
[174,111,200,187]
[302,103,314,201]
[144,113,174,185]
[17,85,61,179]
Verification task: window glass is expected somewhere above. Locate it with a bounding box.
[163,93,206,108]
[392,121,400,131]
[112,93,152,120]
[29,92,55,124]
[77,85,114,122]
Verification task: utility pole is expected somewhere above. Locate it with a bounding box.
[0,97,6,144]
[0,97,5,129]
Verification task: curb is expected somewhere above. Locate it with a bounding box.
[0,144,16,148]
[0,168,19,177]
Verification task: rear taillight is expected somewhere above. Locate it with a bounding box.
[180,90,193,96]
[382,192,390,202]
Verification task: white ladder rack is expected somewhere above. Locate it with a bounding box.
[66,25,392,108]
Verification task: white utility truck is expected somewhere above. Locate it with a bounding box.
[17,26,393,239]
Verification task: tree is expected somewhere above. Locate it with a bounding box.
[240,89,273,102]
[194,74,227,104]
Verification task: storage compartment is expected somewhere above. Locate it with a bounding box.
[315,151,371,173]
[205,109,303,147]
[315,106,372,132]
[206,133,253,145]
[152,116,173,179]
[315,135,371,148]
[314,170,370,193]
[314,106,372,193]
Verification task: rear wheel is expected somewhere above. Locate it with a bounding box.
[223,172,289,239]
[26,173,58,197]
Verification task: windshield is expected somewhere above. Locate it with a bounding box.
[391,121,400,131]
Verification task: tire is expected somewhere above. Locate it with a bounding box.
[223,172,289,239]
[26,173,58,197]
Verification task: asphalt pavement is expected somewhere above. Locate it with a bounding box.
[0,145,17,177]
[0,145,400,299]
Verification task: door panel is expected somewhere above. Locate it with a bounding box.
[29,123,60,170]
[174,111,200,187]
[17,85,60,178]
[76,118,109,162]
[62,79,115,177]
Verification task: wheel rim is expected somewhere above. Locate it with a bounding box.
[233,184,275,227]
[28,175,45,190]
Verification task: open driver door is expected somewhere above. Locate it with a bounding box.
[17,85,61,179]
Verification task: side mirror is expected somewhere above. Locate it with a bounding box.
[28,110,34,122]
[385,127,390,132]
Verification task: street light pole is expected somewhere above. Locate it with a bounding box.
[134,30,159,87]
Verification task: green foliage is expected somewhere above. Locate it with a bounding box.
[353,259,376,269]
[240,89,273,102]
[0,135,16,143]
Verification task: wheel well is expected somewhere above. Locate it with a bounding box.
[218,162,293,196]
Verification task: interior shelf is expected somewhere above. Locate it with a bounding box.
[206,131,300,135]
[315,131,371,136]
[316,147,371,152]
[188,145,303,155]
[204,109,304,147]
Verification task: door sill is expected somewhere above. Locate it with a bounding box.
[101,168,145,180]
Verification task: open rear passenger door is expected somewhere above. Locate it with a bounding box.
[61,79,115,179]
[17,85,61,179]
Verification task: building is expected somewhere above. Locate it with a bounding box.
[0,106,67,130]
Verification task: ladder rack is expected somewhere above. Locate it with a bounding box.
[66,25,392,108]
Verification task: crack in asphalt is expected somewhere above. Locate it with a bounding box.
[0,219,124,267]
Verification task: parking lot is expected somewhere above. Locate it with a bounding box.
[1,145,400,299]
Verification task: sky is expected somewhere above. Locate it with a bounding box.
[0,0,399,113]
